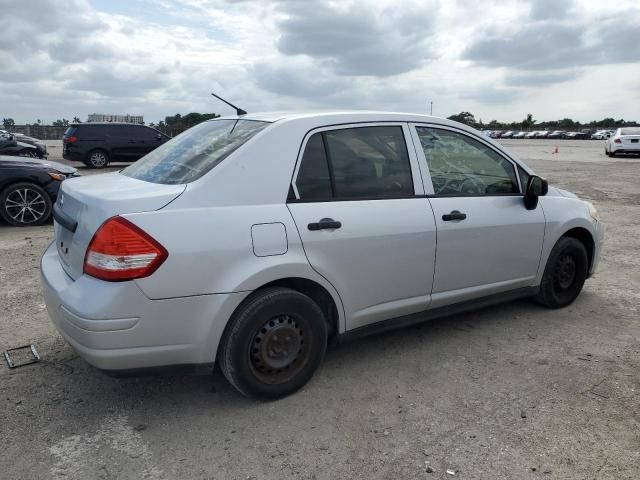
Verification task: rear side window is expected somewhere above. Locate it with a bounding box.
[76,125,105,140]
[107,125,134,138]
[294,126,414,201]
[123,119,269,184]
[296,134,333,200]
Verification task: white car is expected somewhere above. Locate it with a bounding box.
[41,111,604,399]
[524,131,538,138]
[605,128,640,156]
[591,130,613,140]
[513,131,527,139]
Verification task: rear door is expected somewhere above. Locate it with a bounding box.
[287,123,437,330]
[106,125,138,160]
[410,124,545,307]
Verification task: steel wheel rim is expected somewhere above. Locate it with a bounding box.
[90,152,106,167]
[5,188,47,224]
[248,314,311,385]
[553,254,576,291]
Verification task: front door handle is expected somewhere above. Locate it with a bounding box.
[442,210,467,221]
[308,218,342,231]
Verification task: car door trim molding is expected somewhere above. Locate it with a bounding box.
[288,192,522,204]
[338,286,538,342]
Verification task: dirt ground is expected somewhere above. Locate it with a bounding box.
[0,139,638,479]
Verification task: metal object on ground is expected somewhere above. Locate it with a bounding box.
[3,344,40,368]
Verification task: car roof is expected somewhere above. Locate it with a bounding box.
[213,110,457,126]
[72,122,149,126]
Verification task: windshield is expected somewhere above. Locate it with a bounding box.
[122,119,269,184]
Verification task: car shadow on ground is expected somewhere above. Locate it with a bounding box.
[3,295,562,412]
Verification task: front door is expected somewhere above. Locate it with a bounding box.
[287,124,437,330]
[411,125,546,307]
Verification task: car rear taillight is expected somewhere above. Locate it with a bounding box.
[614,139,622,144]
[84,216,168,281]
[64,136,78,144]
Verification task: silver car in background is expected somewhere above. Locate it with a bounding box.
[41,112,604,399]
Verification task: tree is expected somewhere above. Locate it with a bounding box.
[52,118,70,127]
[2,118,15,129]
[72,116,82,123]
[521,113,536,129]
[447,112,476,127]
[162,112,220,135]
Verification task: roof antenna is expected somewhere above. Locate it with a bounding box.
[210,93,247,116]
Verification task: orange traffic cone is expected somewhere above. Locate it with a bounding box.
[552,145,559,154]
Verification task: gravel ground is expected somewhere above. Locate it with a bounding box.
[0,139,638,479]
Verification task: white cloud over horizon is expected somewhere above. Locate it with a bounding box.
[0,0,639,125]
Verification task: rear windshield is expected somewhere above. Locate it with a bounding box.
[621,128,640,135]
[63,127,77,137]
[122,119,269,184]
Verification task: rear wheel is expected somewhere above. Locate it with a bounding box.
[86,149,109,168]
[218,287,328,400]
[0,182,52,226]
[535,237,588,309]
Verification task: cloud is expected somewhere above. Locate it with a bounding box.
[464,5,640,71]
[504,70,579,87]
[275,1,437,76]
[0,0,639,125]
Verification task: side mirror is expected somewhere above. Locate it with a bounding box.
[155,134,163,140]
[524,175,548,210]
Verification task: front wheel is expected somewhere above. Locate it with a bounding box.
[535,237,589,308]
[218,287,328,400]
[0,182,53,226]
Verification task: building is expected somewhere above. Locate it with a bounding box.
[87,113,144,124]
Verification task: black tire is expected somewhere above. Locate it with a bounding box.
[86,149,109,168]
[0,182,53,226]
[218,287,328,400]
[605,149,611,157]
[535,237,589,309]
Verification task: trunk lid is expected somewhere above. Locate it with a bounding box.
[54,172,185,280]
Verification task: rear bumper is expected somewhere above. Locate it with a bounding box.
[62,148,85,162]
[40,241,248,371]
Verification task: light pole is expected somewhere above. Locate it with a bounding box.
[429,101,433,116]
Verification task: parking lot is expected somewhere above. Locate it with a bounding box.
[1,139,638,479]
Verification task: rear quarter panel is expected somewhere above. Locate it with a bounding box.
[126,204,346,331]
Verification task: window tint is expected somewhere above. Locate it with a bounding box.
[325,126,413,199]
[130,126,153,139]
[76,125,104,139]
[123,119,268,184]
[107,125,134,138]
[296,133,332,200]
[416,127,519,195]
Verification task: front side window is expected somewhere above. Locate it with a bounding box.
[123,119,269,184]
[295,126,414,201]
[416,127,519,195]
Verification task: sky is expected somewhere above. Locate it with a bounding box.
[1,0,639,125]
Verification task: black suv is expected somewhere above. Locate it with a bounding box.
[63,123,170,168]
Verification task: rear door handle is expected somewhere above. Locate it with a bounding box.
[442,210,467,221]
[308,218,342,231]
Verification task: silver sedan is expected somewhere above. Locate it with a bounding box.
[41,111,604,399]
